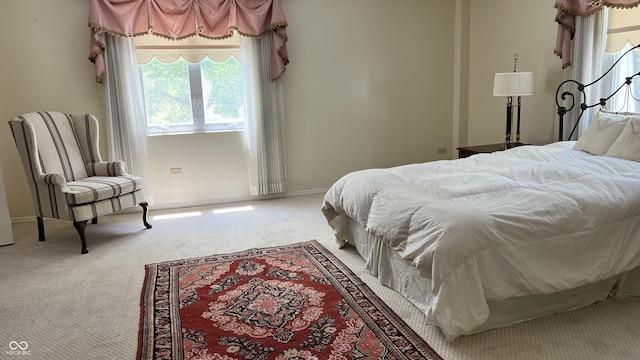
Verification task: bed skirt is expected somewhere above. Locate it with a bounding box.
[333,214,640,338]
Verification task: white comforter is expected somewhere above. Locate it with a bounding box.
[322,142,640,339]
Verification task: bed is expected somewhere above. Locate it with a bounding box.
[321,45,640,340]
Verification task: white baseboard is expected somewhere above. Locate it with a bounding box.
[147,188,328,211]
[10,188,329,223]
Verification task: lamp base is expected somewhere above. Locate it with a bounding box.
[503,141,525,150]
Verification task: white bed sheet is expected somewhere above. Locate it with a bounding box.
[322,142,640,339]
[339,214,640,339]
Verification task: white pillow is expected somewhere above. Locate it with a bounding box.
[606,116,640,161]
[573,110,631,155]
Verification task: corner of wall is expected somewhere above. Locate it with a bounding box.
[452,0,471,155]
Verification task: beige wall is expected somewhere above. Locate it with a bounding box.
[466,0,565,146]
[0,0,102,219]
[281,0,455,188]
[0,0,563,219]
[147,132,250,206]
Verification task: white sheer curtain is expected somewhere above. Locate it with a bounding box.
[102,35,153,204]
[607,42,639,113]
[567,8,639,139]
[241,33,287,196]
[567,9,609,139]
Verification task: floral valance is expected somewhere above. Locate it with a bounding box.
[88,0,289,83]
[554,0,640,68]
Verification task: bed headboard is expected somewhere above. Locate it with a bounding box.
[555,44,640,141]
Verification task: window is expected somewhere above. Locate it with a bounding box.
[631,49,640,106]
[601,44,640,113]
[135,35,244,135]
[605,7,640,113]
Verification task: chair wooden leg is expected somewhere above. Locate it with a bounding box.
[73,220,89,254]
[139,201,152,229]
[37,216,45,242]
[91,217,98,224]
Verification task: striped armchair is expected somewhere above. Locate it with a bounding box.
[8,111,151,254]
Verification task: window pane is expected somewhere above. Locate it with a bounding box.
[200,57,244,124]
[141,58,193,127]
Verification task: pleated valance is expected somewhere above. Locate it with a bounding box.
[88,0,289,82]
[607,6,640,52]
[554,0,640,68]
[133,33,241,64]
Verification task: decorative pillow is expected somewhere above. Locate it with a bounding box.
[606,116,640,161]
[573,110,633,155]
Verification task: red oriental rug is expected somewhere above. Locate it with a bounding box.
[137,240,442,360]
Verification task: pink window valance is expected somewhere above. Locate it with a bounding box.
[554,0,640,68]
[88,0,289,83]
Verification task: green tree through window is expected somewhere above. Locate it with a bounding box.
[141,58,192,127]
[140,55,244,134]
[201,57,243,122]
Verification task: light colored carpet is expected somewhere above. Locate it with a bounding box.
[0,193,638,360]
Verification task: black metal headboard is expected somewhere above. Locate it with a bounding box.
[556,44,640,141]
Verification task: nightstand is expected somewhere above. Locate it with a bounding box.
[457,143,526,158]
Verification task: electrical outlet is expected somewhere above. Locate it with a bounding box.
[169,167,182,175]
[437,148,447,155]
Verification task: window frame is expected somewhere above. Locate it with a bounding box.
[135,38,245,136]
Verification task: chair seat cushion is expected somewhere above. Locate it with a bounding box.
[66,176,143,205]
[70,190,145,222]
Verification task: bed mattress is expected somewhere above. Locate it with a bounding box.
[339,214,640,338]
[322,142,640,339]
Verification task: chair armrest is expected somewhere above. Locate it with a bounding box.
[37,174,71,193]
[89,161,128,176]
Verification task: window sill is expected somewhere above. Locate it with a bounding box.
[147,129,245,137]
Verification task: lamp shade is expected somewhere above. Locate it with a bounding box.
[493,72,535,96]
